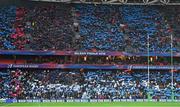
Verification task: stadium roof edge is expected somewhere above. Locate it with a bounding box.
[29,0,180,5]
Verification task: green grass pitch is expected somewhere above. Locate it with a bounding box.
[0,102,180,107]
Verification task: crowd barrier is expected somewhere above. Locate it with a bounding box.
[5,99,180,103]
[0,64,180,70]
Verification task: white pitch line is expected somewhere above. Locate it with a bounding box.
[1,106,180,107]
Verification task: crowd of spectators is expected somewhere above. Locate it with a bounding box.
[76,5,179,52]
[0,69,23,98]
[163,6,180,49]
[0,69,179,100]
[0,4,74,50]
[0,6,27,50]
[11,7,27,50]
[75,5,125,51]
[0,4,179,52]
[0,2,180,103]
[0,6,16,50]
[23,4,74,50]
[122,6,173,52]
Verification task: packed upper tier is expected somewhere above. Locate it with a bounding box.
[0,4,179,52]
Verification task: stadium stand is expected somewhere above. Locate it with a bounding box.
[76,5,179,52]
[75,5,126,51]
[0,6,16,50]
[0,2,179,103]
[23,4,74,50]
[0,4,179,52]
[122,6,173,52]
[0,4,74,50]
[0,69,179,100]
